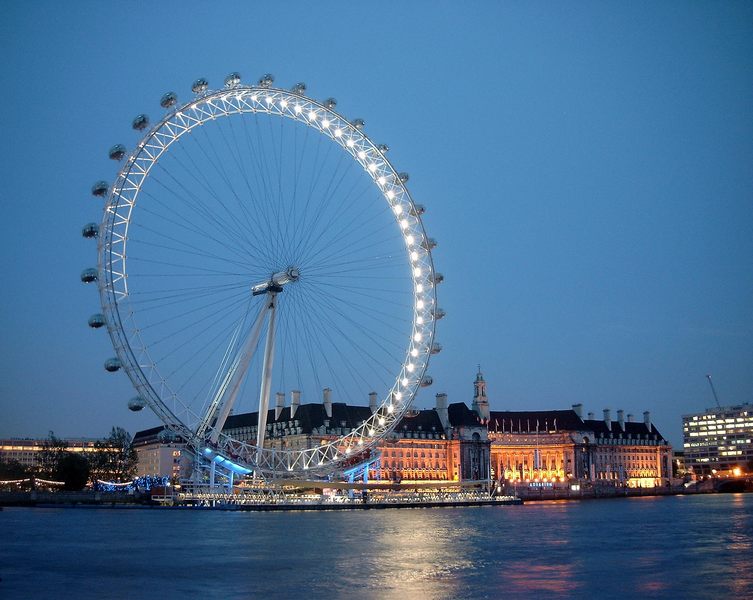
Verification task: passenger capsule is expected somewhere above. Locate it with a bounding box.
[160,91,177,109]
[192,77,209,94]
[132,114,149,131]
[104,357,122,372]
[88,313,106,328]
[91,181,109,197]
[258,74,274,88]
[431,272,444,285]
[81,223,98,239]
[420,375,433,387]
[128,396,147,412]
[291,82,306,95]
[80,268,98,284]
[422,237,437,251]
[108,144,126,161]
[377,144,389,154]
[398,172,410,184]
[324,97,337,109]
[224,72,241,88]
[409,204,425,216]
[351,118,365,130]
[432,307,446,320]
[430,343,442,355]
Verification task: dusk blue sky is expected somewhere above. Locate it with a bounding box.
[1,1,751,448]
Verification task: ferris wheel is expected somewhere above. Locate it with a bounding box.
[81,71,443,477]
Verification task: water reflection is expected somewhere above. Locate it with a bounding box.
[1,495,752,599]
[365,509,472,600]
[503,561,580,594]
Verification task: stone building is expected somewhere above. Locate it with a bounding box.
[485,386,672,489]
[131,426,191,480]
[219,389,490,484]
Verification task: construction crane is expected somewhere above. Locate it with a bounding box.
[706,374,722,409]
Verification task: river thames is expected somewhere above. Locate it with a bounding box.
[1,493,751,599]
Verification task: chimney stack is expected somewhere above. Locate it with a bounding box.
[369,392,378,413]
[587,412,595,420]
[572,403,583,419]
[617,409,625,430]
[435,392,449,431]
[643,410,651,431]
[323,387,332,418]
[603,408,612,431]
[627,413,634,423]
[275,392,285,420]
[290,390,300,419]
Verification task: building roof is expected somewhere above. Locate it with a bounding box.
[582,419,665,440]
[223,402,373,433]
[448,402,484,427]
[133,402,667,444]
[489,409,585,432]
[396,408,445,433]
[132,425,185,446]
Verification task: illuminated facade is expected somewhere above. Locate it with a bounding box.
[0,438,115,469]
[130,370,671,488]
[682,403,753,475]
[219,392,490,484]
[131,426,191,480]
[487,396,672,488]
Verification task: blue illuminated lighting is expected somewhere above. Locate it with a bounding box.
[342,456,380,478]
[93,475,169,493]
[203,449,252,475]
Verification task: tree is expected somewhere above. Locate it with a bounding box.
[55,452,90,491]
[0,459,30,479]
[90,427,138,483]
[36,431,68,478]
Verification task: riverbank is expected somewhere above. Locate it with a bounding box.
[0,490,523,510]
[2,485,748,510]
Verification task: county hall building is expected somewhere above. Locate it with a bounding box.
[134,369,671,488]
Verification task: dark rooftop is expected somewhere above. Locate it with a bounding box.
[489,409,585,433]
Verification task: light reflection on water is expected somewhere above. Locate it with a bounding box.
[0,493,752,599]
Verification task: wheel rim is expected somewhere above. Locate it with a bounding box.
[97,84,438,476]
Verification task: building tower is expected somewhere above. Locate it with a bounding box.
[472,366,490,422]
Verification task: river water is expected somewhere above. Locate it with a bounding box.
[1,493,751,599]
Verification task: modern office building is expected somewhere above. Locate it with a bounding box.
[682,404,753,475]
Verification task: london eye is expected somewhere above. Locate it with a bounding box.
[81,71,442,477]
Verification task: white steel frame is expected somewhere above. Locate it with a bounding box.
[97,82,438,477]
